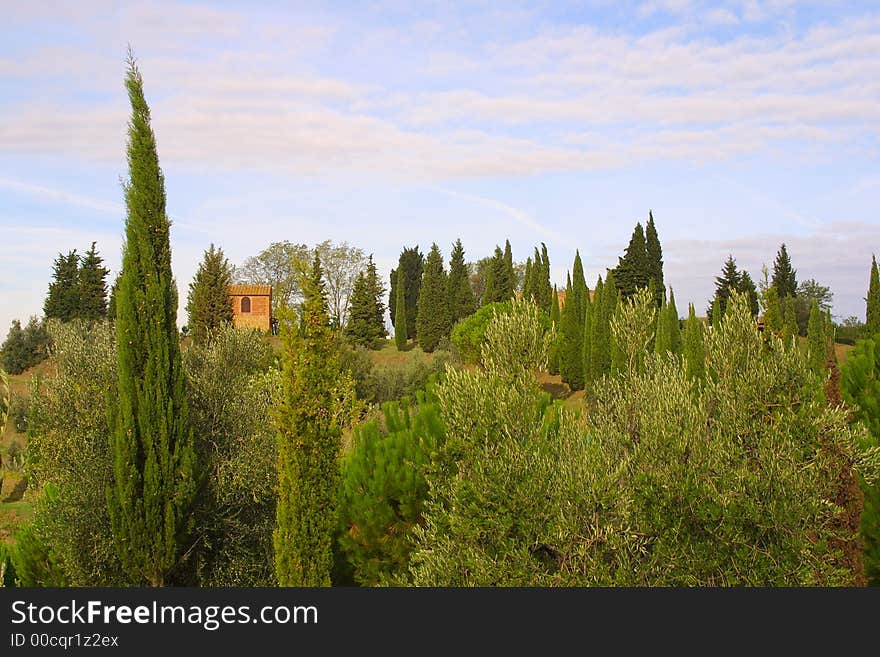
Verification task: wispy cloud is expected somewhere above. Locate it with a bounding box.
[0,177,123,214]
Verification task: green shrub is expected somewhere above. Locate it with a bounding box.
[338,383,445,585]
[450,301,512,364]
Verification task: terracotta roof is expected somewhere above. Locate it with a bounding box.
[228,285,272,296]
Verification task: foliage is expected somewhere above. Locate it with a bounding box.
[416,243,451,353]
[807,300,827,374]
[356,352,458,405]
[25,320,130,585]
[390,246,423,341]
[338,384,446,585]
[274,256,343,586]
[1,317,50,375]
[186,243,234,345]
[559,251,588,390]
[610,287,657,379]
[450,300,552,365]
[840,335,880,585]
[183,324,279,586]
[709,255,758,318]
[405,291,874,586]
[683,303,705,381]
[43,250,81,322]
[0,368,7,434]
[107,54,197,587]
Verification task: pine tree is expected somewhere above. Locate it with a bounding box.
[274,255,342,586]
[186,243,233,344]
[0,321,28,375]
[345,265,386,349]
[107,54,197,587]
[365,255,387,342]
[394,269,407,351]
[709,255,741,317]
[807,300,826,373]
[683,303,705,381]
[389,246,423,340]
[79,242,110,321]
[447,239,475,322]
[503,239,515,298]
[738,270,759,317]
[772,243,798,299]
[867,254,880,336]
[614,223,651,301]
[416,243,450,353]
[645,211,664,307]
[44,250,81,322]
[667,288,681,355]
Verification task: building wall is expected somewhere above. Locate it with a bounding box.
[230,294,271,331]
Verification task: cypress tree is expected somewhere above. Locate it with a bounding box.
[614,223,651,300]
[79,242,110,321]
[394,269,407,351]
[108,273,120,322]
[503,239,515,298]
[867,255,880,336]
[44,250,81,322]
[549,285,561,374]
[185,243,233,344]
[484,246,509,304]
[522,258,534,301]
[274,255,342,586]
[537,243,553,313]
[108,54,197,587]
[667,287,681,355]
[389,246,423,340]
[807,300,826,373]
[447,239,476,322]
[482,255,497,307]
[772,243,798,299]
[416,243,450,353]
[365,255,387,342]
[645,211,664,307]
[571,251,588,321]
[593,273,618,378]
[559,255,585,390]
[683,303,705,381]
[763,284,783,335]
[582,288,593,384]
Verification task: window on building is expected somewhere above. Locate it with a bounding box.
[241,296,251,313]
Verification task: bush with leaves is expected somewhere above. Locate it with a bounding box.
[337,382,446,585]
[840,335,880,585]
[450,299,552,365]
[183,324,280,586]
[404,292,875,586]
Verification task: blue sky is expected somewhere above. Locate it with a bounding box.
[1,0,878,333]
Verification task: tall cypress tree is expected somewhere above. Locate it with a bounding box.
[365,255,387,342]
[447,239,475,322]
[389,246,423,340]
[867,255,880,336]
[416,243,450,353]
[484,246,508,304]
[549,285,561,375]
[654,293,671,355]
[522,258,534,301]
[394,269,407,351]
[108,54,196,587]
[782,296,799,345]
[772,243,798,299]
[44,250,81,322]
[274,255,341,586]
[591,273,618,379]
[683,303,705,381]
[79,242,110,321]
[503,239,515,298]
[537,243,553,313]
[614,223,651,300]
[738,270,759,317]
[185,243,233,344]
[559,261,584,390]
[645,211,664,307]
